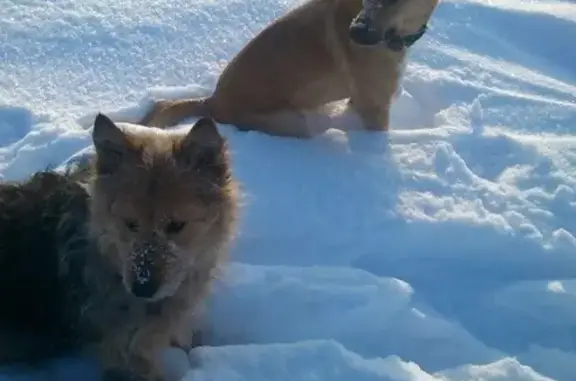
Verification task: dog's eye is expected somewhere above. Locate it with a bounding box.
[124,219,139,232]
[165,220,186,234]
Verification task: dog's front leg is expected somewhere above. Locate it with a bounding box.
[346,52,402,132]
[128,337,170,381]
[99,348,164,381]
[348,98,391,132]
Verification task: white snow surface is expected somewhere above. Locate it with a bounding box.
[1,0,576,380]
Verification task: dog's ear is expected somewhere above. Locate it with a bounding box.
[92,113,135,175]
[175,118,228,181]
[186,117,223,146]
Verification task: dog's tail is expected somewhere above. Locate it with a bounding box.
[139,97,211,128]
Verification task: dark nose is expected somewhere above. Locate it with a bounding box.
[131,278,159,299]
[349,22,382,46]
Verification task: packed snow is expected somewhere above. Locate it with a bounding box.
[1,0,576,380]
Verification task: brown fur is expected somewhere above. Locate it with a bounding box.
[0,114,238,381]
[139,0,440,138]
[84,114,238,380]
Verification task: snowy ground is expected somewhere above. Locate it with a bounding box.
[1,0,576,380]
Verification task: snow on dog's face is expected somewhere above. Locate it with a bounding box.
[349,0,440,48]
[89,114,237,302]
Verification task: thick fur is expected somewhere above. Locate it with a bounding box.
[0,114,238,381]
[87,114,238,380]
[139,0,440,138]
[0,169,91,365]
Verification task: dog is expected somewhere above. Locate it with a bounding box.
[0,114,239,381]
[87,113,238,380]
[138,0,440,138]
[0,168,91,366]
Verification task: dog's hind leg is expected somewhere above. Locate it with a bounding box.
[232,109,334,139]
[140,99,334,139]
[139,98,210,128]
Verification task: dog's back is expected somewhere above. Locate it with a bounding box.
[0,170,91,365]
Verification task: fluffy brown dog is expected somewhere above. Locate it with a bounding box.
[86,114,238,380]
[139,0,440,138]
[0,114,238,381]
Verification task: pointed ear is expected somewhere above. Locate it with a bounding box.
[183,117,223,150]
[175,117,227,177]
[92,113,133,175]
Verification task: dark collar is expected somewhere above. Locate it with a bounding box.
[349,14,429,51]
[384,24,428,52]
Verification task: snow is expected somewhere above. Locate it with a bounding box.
[1,0,576,380]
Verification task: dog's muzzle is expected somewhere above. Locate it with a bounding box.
[349,0,428,50]
[350,0,386,46]
[349,12,383,46]
[130,241,161,299]
[131,276,159,299]
[349,15,428,51]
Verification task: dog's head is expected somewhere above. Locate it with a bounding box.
[349,0,440,49]
[89,114,237,303]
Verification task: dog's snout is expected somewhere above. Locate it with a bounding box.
[130,240,162,299]
[131,277,159,299]
[349,10,382,46]
[349,23,382,46]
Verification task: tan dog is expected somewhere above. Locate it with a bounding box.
[139,0,440,138]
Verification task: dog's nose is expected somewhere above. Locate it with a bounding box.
[131,278,159,299]
[349,22,381,46]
